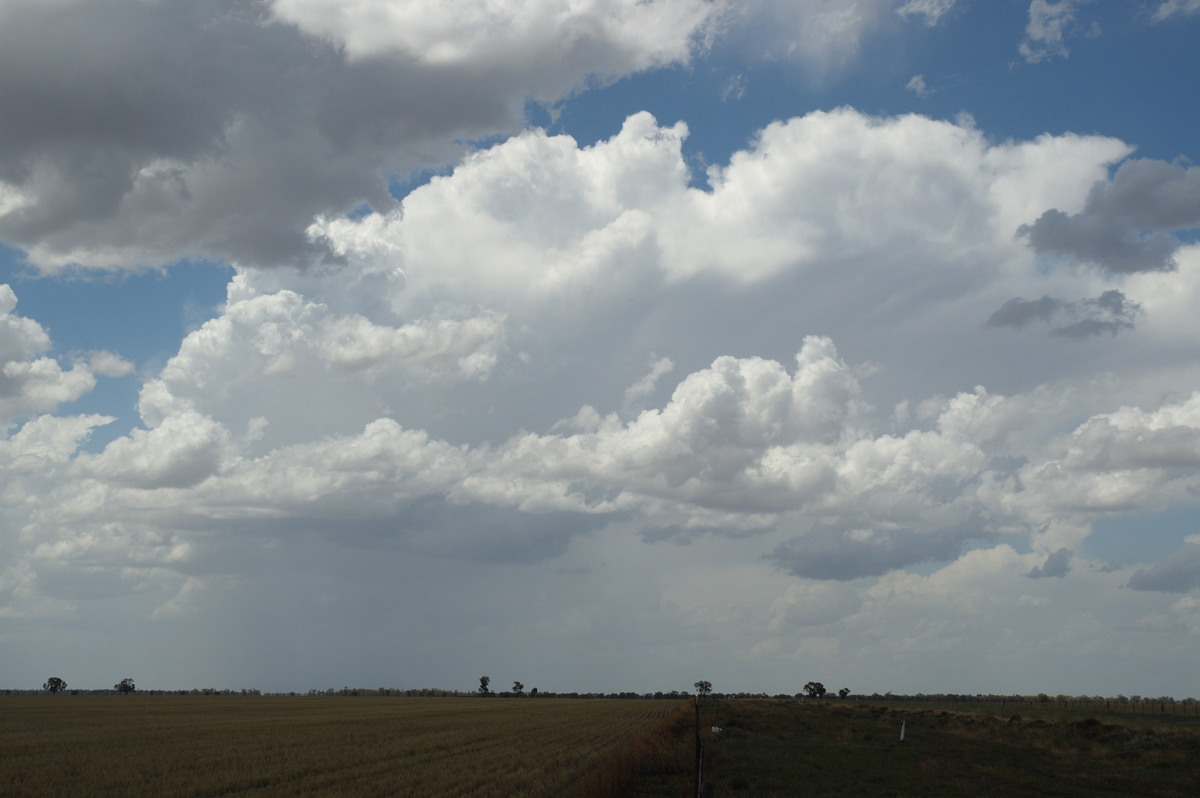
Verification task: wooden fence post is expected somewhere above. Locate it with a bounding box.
[694,697,703,798]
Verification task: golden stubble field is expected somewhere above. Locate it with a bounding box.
[0,695,691,797]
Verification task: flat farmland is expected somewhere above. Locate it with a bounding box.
[0,696,691,797]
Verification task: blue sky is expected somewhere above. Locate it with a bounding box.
[4,0,1200,697]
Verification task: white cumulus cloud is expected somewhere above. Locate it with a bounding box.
[0,284,98,425]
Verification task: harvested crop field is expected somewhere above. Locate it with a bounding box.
[0,696,690,797]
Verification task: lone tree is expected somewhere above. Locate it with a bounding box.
[838,687,851,699]
[512,681,524,695]
[115,678,136,694]
[478,675,490,695]
[694,680,713,698]
[43,677,67,694]
[803,681,826,699]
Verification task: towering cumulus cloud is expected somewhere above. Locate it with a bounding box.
[2,0,1200,697]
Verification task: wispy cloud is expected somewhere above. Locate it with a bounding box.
[897,0,958,26]
[905,74,932,97]
[1151,0,1200,21]
[1019,0,1092,63]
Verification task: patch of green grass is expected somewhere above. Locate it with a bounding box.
[695,700,1200,797]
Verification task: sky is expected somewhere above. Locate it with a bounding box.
[3,0,1200,698]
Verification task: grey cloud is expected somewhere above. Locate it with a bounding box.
[33,561,149,602]
[1018,209,1178,273]
[769,581,862,629]
[1027,547,1071,578]
[262,490,619,566]
[0,1,349,268]
[288,502,600,566]
[986,295,1060,327]
[1127,542,1200,593]
[986,290,1143,337]
[1052,318,1124,338]
[1018,159,1200,273]
[0,0,702,271]
[639,522,757,544]
[767,525,968,581]
[1097,159,1200,229]
[112,497,612,575]
[395,500,615,565]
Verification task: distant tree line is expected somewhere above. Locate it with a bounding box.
[312,683,723,700]
[21,675,1199,708]
[854,692,1200,714]
[27,676,267,696]
[35,676,140,695]
[854,691,1197,705]
[307,687,460,697]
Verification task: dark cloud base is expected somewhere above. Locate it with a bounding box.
[768,526,971,581]
[986,290,1142,337]
[1018,159,1200,274]
[1127,542,1200,593]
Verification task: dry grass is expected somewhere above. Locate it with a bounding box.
[0,695,688,797]
[573,701,695,798]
